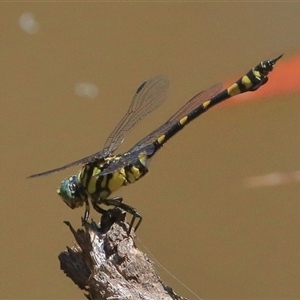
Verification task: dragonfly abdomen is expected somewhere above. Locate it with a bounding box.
[148,55,283,157]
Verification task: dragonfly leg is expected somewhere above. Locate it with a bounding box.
[92,201,109,215]
[102,197,142,234]
[91,198,127,231]
[81,198,90,225]
[91,196,123,216]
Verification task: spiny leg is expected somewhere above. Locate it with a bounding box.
[91,196,123,215]
[101,196,143,234]
[91,196,131,232]
[81,198,90,225]
[92,204,125,233]
[81,197,124,231]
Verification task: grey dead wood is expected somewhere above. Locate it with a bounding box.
[59,209,188,300]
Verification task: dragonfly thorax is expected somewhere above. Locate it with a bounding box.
[57,175,86,209]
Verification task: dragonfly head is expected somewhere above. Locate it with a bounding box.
[57,175,85,209]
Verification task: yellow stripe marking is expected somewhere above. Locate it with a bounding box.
[228,83,241,96]
[241,75,253,89]
[100,174,107,189]
[87,176,97,194]
[157,134,166,145]
[202,99,211,109]
[253,69,261,79]
[179,115,188,125]
[126,166,141,183]
[79,165,90,186]
[108,171,126,192]
[138,152,148,167]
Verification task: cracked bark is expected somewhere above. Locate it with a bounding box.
[59,209,188,300]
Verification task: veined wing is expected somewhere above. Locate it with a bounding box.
[28,75,169,178]
[102,75,169,155]
[99,83,223,176]
[27,152,107,178]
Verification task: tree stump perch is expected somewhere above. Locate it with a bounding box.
[59,208,188,300]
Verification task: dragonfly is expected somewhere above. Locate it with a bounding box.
[29,54,283,233]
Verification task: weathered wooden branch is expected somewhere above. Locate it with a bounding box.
[59,208,187,300]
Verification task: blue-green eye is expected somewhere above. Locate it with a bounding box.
[57,175,83,209]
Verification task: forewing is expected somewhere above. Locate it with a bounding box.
[131,83,223,153]
[27,150,107,178]
[102,75,169,154]
[99,83,223,176]
[28,76,169,178]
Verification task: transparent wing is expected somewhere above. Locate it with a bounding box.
[27,152,106,178]
[103,75,169,154]
[129,83,222,154]
[99,83,223,176]
[28,76,169,178]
